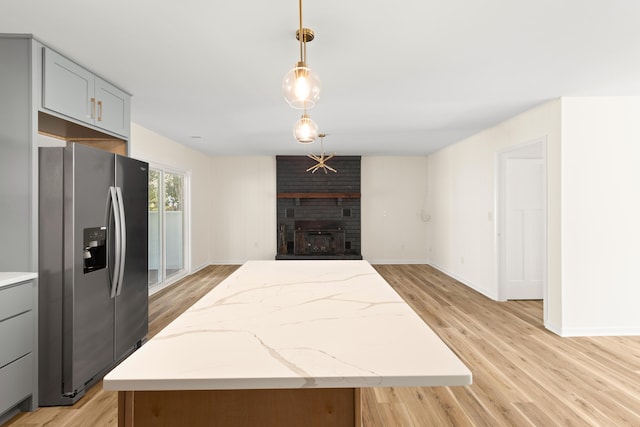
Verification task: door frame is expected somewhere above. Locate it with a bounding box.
[496,137,548,321]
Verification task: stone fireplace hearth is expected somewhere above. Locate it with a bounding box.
[275,156,362,260]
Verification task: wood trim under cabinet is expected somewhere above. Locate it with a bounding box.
[38,111,127,155]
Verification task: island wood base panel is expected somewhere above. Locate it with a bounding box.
[118,388,361,427]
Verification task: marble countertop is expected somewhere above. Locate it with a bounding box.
[103,260,471,391]
[0,272,37,289]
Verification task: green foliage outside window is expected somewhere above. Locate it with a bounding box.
[148,169,183,212]
[164,173,183,211]
[148,170,160,212]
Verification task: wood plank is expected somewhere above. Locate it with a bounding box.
[118,392,133,427]
[122,388,358,427]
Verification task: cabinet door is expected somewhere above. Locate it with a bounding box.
[95,77,130,137]
[42,48,95,125]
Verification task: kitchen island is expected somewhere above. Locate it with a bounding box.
[103,260,471,426]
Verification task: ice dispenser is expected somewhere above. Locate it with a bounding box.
[83,226,107,273]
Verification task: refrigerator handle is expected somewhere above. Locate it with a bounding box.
[110,186,122,299]
[115,186,127,296]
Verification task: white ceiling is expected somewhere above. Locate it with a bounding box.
[2,0,640,156]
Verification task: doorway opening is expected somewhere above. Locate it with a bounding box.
[497,138,548,323]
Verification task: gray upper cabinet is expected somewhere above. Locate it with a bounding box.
[42,48,94,125]
[42,48,130,138]
[95,77,130,137]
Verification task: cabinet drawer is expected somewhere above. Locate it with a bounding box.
[0,281,32,322]
[0,311,33,368]
[0,353,33,415]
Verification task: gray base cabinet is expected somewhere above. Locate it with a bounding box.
[0,279,36,422]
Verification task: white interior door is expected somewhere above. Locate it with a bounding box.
[505,158,544,299]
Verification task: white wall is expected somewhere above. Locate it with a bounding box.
[129,123,211,272]
[126,131,432,268]
[208,157,277,263]
[205,156,430,264]
[559,97,640,335]
[426,100,562,324]
[427,96,640,336]
[361,157,429,263]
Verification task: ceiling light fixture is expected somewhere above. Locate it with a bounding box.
[293,111,318,143]
[307,133,336,173]
[282,0,320,110]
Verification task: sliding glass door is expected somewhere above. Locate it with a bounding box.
[148,167,187,291]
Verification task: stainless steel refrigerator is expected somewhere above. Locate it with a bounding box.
[38,143,149,406]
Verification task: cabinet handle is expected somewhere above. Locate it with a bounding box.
[97,100,103,121]
[90,98,96,119]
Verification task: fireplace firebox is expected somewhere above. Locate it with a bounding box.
[294,221,345,255]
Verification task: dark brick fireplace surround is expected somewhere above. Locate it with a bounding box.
[276,155,362,260]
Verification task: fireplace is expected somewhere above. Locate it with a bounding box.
[275,156,362,260]
[294,221,345,255]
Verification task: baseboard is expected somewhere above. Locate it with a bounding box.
[544,320,563,337]
[428,263,499,301]
[207,260,249,265]
[550,325,640,337]
[366,259,429,265]
[189,262,209,274]
[209,259,430,265]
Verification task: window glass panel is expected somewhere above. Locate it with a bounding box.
[164,172,184,279]
[148,169,161,287]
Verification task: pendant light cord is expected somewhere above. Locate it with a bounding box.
[299,0,304,63]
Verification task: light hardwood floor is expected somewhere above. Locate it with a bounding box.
[6,264,640,426]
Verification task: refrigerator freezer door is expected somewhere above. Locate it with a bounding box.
[63,144,116,396]
[114,155,149,360]
[38,147,65,405]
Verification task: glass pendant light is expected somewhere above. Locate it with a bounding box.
[293,112,318,143]
[282,60,321,109]
[282,0,320,109]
